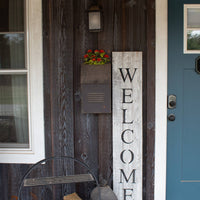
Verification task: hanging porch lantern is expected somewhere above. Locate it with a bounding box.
[88,5,103,32]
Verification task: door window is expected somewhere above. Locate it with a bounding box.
[184,5,200,53]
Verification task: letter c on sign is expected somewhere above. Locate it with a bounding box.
[121,129,134,144]
[120,150,134,164]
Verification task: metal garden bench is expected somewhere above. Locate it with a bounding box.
[18,156,100,200]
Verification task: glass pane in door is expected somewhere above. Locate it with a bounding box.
[187,30,200,50]
[187,8,200,28]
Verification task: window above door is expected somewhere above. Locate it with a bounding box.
[184,4,200,53]
[0,0,45,163]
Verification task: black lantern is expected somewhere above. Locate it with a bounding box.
[88,5,103,32]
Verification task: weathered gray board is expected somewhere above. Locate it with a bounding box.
[24,174,94,187]
[112,52,143,200]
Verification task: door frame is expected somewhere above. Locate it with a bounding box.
[155,0,168,199]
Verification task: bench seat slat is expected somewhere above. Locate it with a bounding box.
[24,174,94,187]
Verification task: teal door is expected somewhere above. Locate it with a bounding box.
[167,0,200,199]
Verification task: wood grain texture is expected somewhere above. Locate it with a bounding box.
[112,52,143,200]
[81,64,111,84]
[98,0,114,187]
[43,0,75,198]
[73,0,99,199]
[43,0,73,157]
[146,0,155,199]
[113,0,123,51]
[42,0,53,159]
[24,174,94,187]
[98,114,112,186]
[48,0,74,158]
[0,0,155,199]
[0,165,8,200]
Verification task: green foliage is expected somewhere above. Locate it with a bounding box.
[83,49,110,65]
[187,31,200,50]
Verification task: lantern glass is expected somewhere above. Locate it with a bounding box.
[88,11,101,31]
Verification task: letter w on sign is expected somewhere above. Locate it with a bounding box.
[119,68,137,82]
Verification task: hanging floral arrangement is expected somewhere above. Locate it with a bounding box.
[83,49,110,65]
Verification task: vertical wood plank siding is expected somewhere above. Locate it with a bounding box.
[98,0,115,187]
[0,0,155,199]
[43,0,75,198]
[73,0,99,199]
[146,0,155,199]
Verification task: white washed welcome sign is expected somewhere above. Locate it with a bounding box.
[112,52,142,200]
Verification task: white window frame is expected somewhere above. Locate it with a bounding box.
[0,0,45,163]
[184,4,200,54]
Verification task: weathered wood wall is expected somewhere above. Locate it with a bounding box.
[0,0,155,199]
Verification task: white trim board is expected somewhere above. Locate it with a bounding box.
[154,0,168,200]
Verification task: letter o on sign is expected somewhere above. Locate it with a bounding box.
[120,150,134,164]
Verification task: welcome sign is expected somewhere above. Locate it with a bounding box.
[112,52,142,200]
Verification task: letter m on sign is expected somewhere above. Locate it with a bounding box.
[120,169,136,183]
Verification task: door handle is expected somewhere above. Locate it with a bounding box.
[169,100,176,107]
[168,95,176,109]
